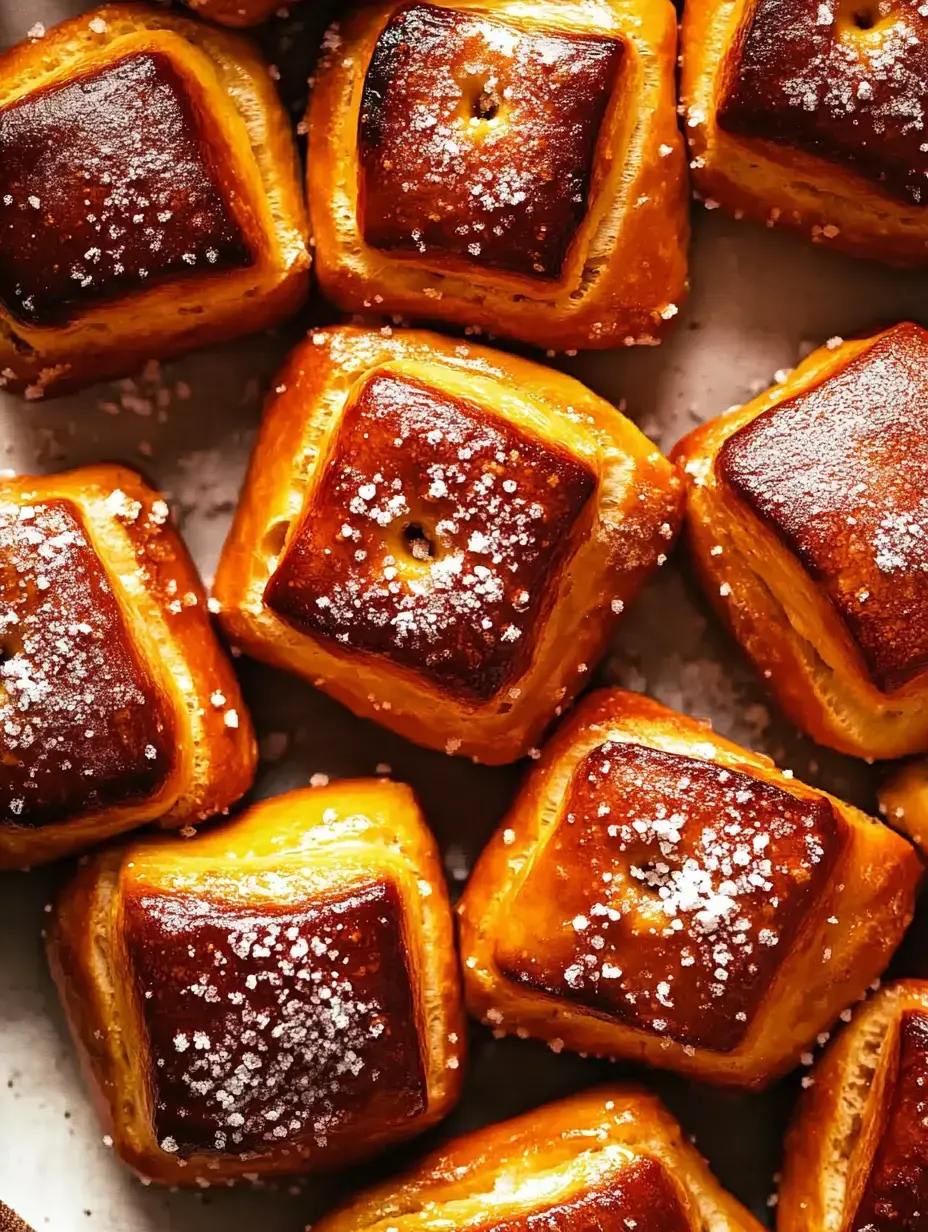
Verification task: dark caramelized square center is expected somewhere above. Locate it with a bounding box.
[719,0,928,205]
[358,3,624,280]
[124,878,426,1159]
[472,1158,693,1232]
[719,323,928,692]
[496,742,842,1052]
[852,1010,928,1231]
[0,498,174,828]
[264,370,596,701]
[0,51,253,327]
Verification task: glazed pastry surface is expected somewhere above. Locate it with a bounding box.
[0,4,309,396]
[308,0,688,349]
[215,327,682,763]
[358,3,624,280]
[47,781,464,1183]
[310,1087,764,1232]
[459,689,921,1087]
[0,498,174,827]
[0,51,252,327]
[780,981,928,1232]
[672,322,928,759]
[682,0,928,262]
[264,369,596,701]
[0,465,255,867]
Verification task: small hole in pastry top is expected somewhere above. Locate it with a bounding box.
[840,0,883,28]
[471,82,502,122]
[262,519,291,559]
[402,523,435,560]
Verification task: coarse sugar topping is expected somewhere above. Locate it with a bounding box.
[264,370,596,700]
[497,741,842,1051]
[125,878,426,1160]
[0,497,173,826]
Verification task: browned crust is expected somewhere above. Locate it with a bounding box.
[0,3,309,396]
[0,464,256,868]
[212,326,682,764]
[311,1086,764,1232]
[46,779,465,1184]
[681,0,928,265]
[671,323,928,760]
[458,688,921,1089]
[307,0,689,351]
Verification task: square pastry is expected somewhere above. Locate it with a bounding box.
[672,322,928,760]
[0,1207,32,1232]
[0,5,309,396]
[458,690,920,1088]
[47,780,464,1183]
[311,1087,762,1232]
[683,0,928,262]
[213,327,683,764]
[307,0,688,351]
[779,980,928,1231]
[0,465,256,869]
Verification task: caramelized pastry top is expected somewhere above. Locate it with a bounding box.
[496,742,842,1051]
[473,1156,692,1232]
[0,52,252,327]
[852,1010,928,1231]
[0,499,173,827]
[719,0,928,205]
[358,3,624,279]
[124,877,426,1158]
[719,324,928,691]
[264,371,596,700]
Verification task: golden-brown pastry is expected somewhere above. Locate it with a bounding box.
[312,1086,764,1232]
[306,0,688,351]
[213,326,683,764]
[672,323,928,761]
[47,779,464,1184]
[880,758,928,858]
[682,0,928,264]
[459,689,921,1090]
[0,465,256,869]
[180,0,285,27]
[779,980,928,1231]
[0,1205,32,1232]
[0,4,310,398]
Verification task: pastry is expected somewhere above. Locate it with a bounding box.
[213,326,683,764]
[306,0,688,351]
[0,465,256,869]
[311,1086,764,1232]
[682,0,928,263]
[0,1205,32,1232]
[672,323,928,760]
[47,780,464,1183]
[0,4,309,397]
[459,688,921,1088]
[779,980,928,1231]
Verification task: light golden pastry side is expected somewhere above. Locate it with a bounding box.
[0,4,310,398]
[779,980,928,1231]
[213,326,682,764]
[682,0,928,264]
[880,759,928,858]
[306,0,688,351]
[47,780,465,1184]
[312,1086,764,1232]
[459,689,921,1090]
[672,323,928,761]
[0,465,256,869]
[179,0,285,27]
